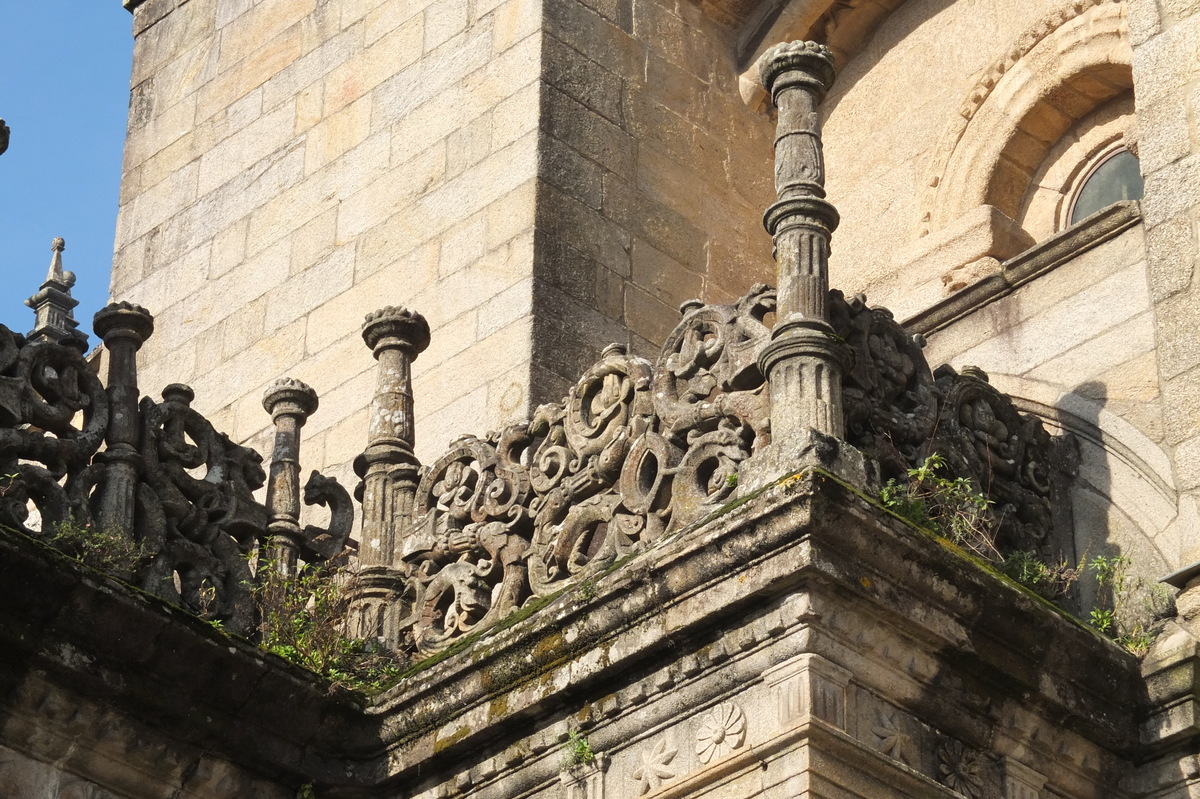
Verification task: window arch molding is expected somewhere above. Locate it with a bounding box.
[918,0,1132,239]
[1017,95,1138,239]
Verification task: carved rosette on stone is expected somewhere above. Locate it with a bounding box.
[695,703,747,764]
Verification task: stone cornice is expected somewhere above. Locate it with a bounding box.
[123,0,192,36]
[360,470,1141,785]
[0,527,376,790]
[904,201,1142,336]
[0,470,1147,794]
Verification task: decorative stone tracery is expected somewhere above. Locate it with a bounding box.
[0,299,351,636]
[387,288,776,654]
[0,39,1077,686]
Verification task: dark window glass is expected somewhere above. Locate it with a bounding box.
[1069,149,1144,225]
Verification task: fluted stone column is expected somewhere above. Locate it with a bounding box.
[746,42,864,488]
[348,307,430,644]
[93,302,155,538]
[262,378,319,579]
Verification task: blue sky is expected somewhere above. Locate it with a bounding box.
[0,2,134,341]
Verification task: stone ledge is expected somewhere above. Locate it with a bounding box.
[0,527,375,791]
[0,470,1149,795]
[360,470,1143,790]
[904,201,1143,336]
[123,0,191,36]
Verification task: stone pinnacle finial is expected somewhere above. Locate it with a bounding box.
[263,377,319,421]
[262,376,321,580]
[25,237,83,349]
[362,306,431,358]
[349,306,431,643]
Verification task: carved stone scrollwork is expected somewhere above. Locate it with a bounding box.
[932,366,1066,554]
[826,290,1071,555]
[301,470,354,564]
[529,344,653,595]
[0,298,287,634]
[0,323,108,534]
[830,290,937,478]
[653,286,772,444]
[135,384,267,633]
[401,435,533,653]
[388,287,777,654]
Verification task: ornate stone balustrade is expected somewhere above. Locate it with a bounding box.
[0,297,352,637]
[0,41,1072,662]
[349,283,1072,657]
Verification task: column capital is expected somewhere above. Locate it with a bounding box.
[758,41,837,99]
[362,306,430,359]
[94,301,155,348]
[262,377,319,422]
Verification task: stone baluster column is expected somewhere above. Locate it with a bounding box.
[93,302,155,538]
[348,307,430,643]
[747,42,862,487]
[262,378,319,579]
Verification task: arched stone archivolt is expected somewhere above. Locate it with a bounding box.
[919,0,1132,239]
[1018,93,1135,239]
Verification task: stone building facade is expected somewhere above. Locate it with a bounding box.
[3,0,1200,796]
[109,0,1200,601]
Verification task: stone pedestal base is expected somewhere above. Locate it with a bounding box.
[741,428,873,493]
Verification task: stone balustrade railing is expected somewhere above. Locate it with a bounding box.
[0,41,1074,657]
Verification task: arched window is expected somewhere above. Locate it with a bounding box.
[1068,148,1144,225]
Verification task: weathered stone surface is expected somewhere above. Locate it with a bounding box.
[0,461,1155,797]
[0,525,369,796]
[70,1,1200,796]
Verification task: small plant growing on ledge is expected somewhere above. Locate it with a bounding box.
[879,454,997,560]
[1086,554,1173,656]
[46,519,149,578]
[878,456,1171,656]
[253,561,408,696]
[998,549,1078,601]
[564,730,595,768]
